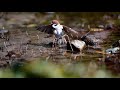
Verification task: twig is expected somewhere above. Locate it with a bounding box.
[31,49,35,57]
[63,34,74,62]
[37,34,40,43]
[26,30,29,36]
[46,56,50,62]
[19,36,24,53]
[3,41,9,52]
[81,30,91,38]
[25,44,28,53]
[64,34,73,53]
[39,48,42,53]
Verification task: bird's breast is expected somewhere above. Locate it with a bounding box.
[53,30,57,34]
[54,29,63,37]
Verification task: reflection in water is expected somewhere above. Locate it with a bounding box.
[104,53,120,74]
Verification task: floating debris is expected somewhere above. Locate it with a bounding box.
[26,24,37,28]
[90,28,104,32]
[106,47,120,54]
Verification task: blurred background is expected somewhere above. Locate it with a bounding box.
[0,12,120,78]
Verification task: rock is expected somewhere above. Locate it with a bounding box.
[66,40,86,53]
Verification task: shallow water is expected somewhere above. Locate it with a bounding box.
[0,12,120,77]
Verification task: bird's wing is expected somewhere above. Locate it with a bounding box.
[81,35,95,46]
[63,25,82,40]
[36,24,54,34]
[63,25,95,46]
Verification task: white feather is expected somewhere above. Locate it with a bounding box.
[106,47,120,54]
[53,30,57,34]
[52,24,63,35]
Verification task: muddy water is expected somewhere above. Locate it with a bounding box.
[0,14,120,77]
[0,26,120,77]
[0,28,108,59]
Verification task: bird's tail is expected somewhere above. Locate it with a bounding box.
[81,30,91,39]
[81,36,95,46]
[80,30,96,46]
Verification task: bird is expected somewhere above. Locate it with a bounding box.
[36,20,95,53]
[36,20,65,49]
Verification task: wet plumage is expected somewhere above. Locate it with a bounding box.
[36,20,94,44]
[36,20,95,52]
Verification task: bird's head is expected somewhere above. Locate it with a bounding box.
[51,20,60,25]
[51,20,63,33]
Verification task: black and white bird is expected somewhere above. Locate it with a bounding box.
[36,20,95,53]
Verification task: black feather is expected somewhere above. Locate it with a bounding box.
[36,24,54,34]
[81,36,95,46]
